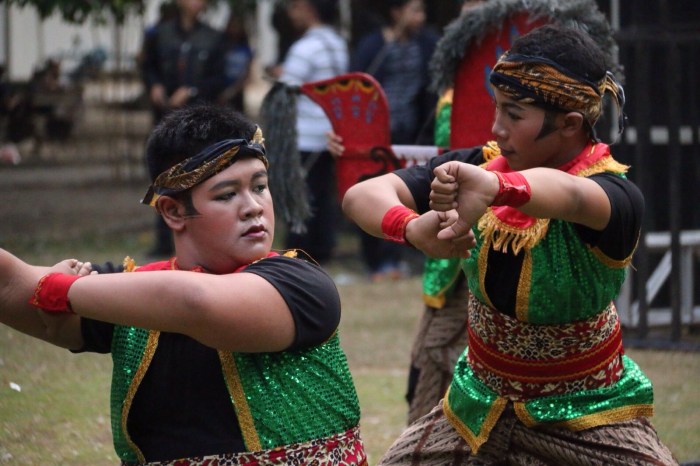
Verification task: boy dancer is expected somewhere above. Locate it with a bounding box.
[0,105,366,465]
[343,24,677,465]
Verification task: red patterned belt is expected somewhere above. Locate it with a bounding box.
[467,296,624,401]
[122,426,367,466]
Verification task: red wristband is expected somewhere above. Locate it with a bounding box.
[29,273,82,313]
[381,205,420,246]
[491,171,531,207]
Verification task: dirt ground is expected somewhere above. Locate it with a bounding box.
[0,158,151,244]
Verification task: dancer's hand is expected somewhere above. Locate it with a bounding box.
[405,210,475,259]
[49,258,94,277]
[430,162,498,240]
[326,131,344,158]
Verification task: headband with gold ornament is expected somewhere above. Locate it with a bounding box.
[142,126,268,206]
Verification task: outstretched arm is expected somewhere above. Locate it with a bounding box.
[342,172,474,258]
[431,162,612,239]
[0,250,85,349]
[61,270,295,352]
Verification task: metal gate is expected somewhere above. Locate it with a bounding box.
[609,5,700,348]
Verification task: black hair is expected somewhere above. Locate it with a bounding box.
[307,0,339,24]
[145,104,257,182]
[380,0,414,25]
[509,23,608,83]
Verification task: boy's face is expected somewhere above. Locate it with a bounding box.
[490,88,569,171]
[182,157,274,274]
[394,0,426,35]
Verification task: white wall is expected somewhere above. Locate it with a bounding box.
[2,1,287,83]
[2,0,235,81]
[5,4,147,80]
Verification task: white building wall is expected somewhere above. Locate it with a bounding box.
[2,0,234,82]
[5,4,148,81]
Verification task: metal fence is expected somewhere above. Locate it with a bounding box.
[612,26,700,349]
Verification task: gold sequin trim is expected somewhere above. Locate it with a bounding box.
[513,402,536,426]
[218,351,262,451]
[515,249,533,321]
[423,294,447,308]
[516,403,654,431]
[557,404,654,431]
[478,238,496,309]
[478,213,550,255]
[443,386,508,454]
[590,245,634,269]
[590,230,639,269]
[122,330,160,464]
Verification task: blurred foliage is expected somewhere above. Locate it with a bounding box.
[1,0,146,24]
[0,0,258,24]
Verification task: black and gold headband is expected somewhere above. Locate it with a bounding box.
[489,53,626,138]
[142,126,268,206]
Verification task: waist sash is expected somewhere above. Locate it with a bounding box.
[467,296,624,401]
[122,426,366,466]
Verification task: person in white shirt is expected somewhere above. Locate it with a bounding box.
[268,0,349,264]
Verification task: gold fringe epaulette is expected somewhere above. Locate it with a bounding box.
[478,213,549,254]
[122,256,136,272]
[283,249,298,258]
[577,155,629,178]
[481,140,501,162]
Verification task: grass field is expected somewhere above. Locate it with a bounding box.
[0,233,698,465]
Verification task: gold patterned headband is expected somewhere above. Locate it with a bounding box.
[490,53,625,136]
[142,126,268,206]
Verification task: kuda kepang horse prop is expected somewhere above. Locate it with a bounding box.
[260,0,616,232]
[259,72,443,232]
[300,73,445,198]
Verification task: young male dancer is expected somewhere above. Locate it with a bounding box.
[343,24,677,465]
[0,105,366,465]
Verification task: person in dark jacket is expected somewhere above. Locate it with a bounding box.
[351,0,440,281]
[140,0,225,257]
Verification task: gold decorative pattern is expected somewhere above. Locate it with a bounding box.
[122,256,136,272]
[491,57,625,130]
[514,249,533,321]
[516,403,654,431]
[122,330,161,464]
[443,387,508,454]
[577,155,629,178]
[477,213,549,255]
[477,238,496,309]
[218,351,262,451]
[590,230,639,269]
[557,404,654,431]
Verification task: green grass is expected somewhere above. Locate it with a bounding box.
[1,233,698,465]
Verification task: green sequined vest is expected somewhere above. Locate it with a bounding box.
[423,88,467,308]
[109,327,360,463]
[465,218,627,323]
[444,143,654,453]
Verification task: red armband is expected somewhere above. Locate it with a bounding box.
[381,205,420,246]
[29,273,82,313]
[491,171,531,207]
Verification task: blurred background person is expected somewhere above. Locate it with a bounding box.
[350,0,439,281]
[139,0,225,258]
[268,0,348,265]
[217,13,253,114]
